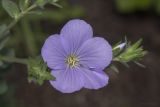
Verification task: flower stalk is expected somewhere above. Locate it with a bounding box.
[0,56,27,64]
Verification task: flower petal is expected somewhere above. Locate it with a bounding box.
[50,68,84,93]
[80,68,109,89]
[41,34,67,70]
[60,19,93,53]
[77,37,112,70]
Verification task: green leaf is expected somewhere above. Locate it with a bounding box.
[52,0,58,2]
[51,2,62,8]
[0,24,9,50]
[27,57,55,85]
[110,65,119,73]
[49,0,62,8]
[19,0,29,11]
[36,0,48,8]
[113,38,147,69]
[47,0,58,3]
[27,10,43,15]
[120,61,130,68]
[2,0,20,19]
[134,61,146,68]
[112,42,126,57]
[114,39,147,62]
[36,0,62,8]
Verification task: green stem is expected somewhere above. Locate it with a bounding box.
[21,19,37,56]
[20,4,37,17]
[1,4,37,37]
[0,56,27,65]
[0,4,37,65]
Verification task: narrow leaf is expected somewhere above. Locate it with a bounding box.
[2,0,20,18]
[27,10,43,15]
[0,24,9,50]
[120,62,130,68]
[134,61,146,68]
[51,2,62,8]
[110,65,119,73]
[19,0,29,11]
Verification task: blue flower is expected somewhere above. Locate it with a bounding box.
[41,19,112,93]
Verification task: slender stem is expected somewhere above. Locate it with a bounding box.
[0,56,27,65]
[1,4,37,37]
[0,4,37,65]
[21,19,37,56]
[20,4,37,17]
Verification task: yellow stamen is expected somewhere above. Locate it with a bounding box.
[66,54,79,68]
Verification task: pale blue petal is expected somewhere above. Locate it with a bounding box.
[41,34,67,70]
[77,37,112,70]
[50,68,84,93]
[60,19,93,54]
[79,68,109,89]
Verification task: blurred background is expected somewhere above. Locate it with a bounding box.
[0,0,160,107]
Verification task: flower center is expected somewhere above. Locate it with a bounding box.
[66,54,79,68]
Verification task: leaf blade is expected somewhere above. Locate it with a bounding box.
[2,0,20,19]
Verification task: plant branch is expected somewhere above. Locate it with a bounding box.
[1,4,37,37]
[0,56,27,64]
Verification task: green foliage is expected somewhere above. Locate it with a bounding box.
[0,0,85,106]
[0,0,147,86]
[36,0,62,8]
[0,25,9,50]
[112,42,126,57]
[27,57,55,85]
[0,48,14,73]
[2,0,20,19]
[36,0,48,7]
[115,39,147,62]
[19,0,29,11]
[7,2,84,56]
[50,0,62,8]
[111,38,147,73]
[26,6,84,22]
